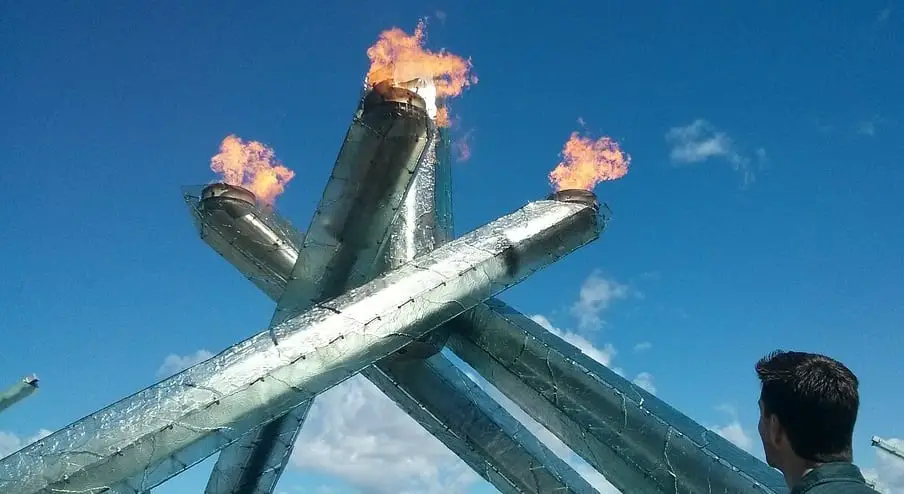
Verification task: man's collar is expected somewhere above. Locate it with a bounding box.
[792,462,867,492]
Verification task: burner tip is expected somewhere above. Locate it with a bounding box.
[547,189,599,210]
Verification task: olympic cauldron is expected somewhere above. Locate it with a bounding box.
[0,80,787,494]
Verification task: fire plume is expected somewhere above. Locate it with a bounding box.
[210,135,294,205]
[549,132,630,191]
[366,21,476,126]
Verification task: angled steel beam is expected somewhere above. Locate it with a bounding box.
[0,190,600,494]
[446,299,788,493]
[201,132,597,493]
[0,375,39,416]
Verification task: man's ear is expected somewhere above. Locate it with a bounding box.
[768,414,785,447]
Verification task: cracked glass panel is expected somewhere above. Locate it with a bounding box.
[0,196,600,494]
[447,298,789,494]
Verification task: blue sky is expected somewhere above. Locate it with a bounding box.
[1,1,902,493]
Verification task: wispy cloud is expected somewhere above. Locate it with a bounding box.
[863,437,904,493]
[633,341,652,352]
[857,115,887,137]
[712,420,754,452]
[632,372,657,394]
[283,269,645,493]
[530,314,618,368]
[0,429,52,458]
[452,129,474,162]
[156,349,214,378]
[532,270,654,390]
[461,361,622,494]
[665,119,764,187]
[858,121,877,136]
[707,404,756,453]
[290,375,477,494]
[570,270,631,331]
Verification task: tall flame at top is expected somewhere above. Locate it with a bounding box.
[366,21,476,126]
[549,131,630,191]
[210,135,295,205]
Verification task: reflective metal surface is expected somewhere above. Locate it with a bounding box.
[205,401,311,494]
[210,82,436,494]
[184,184,302,301]
[271,83,434,326]
[372,355,598,494]
[0,375,39,416]
[203,135,597,494]
[447,298,788,494]
[208,82,435,492]
[0,196,599,494]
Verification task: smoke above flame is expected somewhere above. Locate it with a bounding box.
[549,132,630,191]
[210,135,295,205]
[366,21,477,126]
[452,129,474,162]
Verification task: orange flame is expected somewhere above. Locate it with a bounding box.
[549,132,630,191]
[366,21,476,126]
[210,135,295,205]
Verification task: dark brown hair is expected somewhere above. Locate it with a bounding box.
[756,350,859,463]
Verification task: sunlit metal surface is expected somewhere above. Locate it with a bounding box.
[447,298,788,494]
[271,82,434,327]
[207,82,436,493]
[184,184,302,301]
[0,375,39,416]
[872,436,904,463]
[203,138,598,493]
[0,196,599,494]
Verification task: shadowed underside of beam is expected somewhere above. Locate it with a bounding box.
[446,298,789,494]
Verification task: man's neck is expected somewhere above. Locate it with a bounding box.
[783,458,822,488]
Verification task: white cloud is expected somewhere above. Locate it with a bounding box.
[858,120,877,137]
[864,437,904,493]
[633,341,652,352]
[570,270,630,331]
[533,271,653,384]
[290,375,477,494]
[632,372,657,394]
[712,421,754,452]
[282,270,640,493]
[0,429,53,459]
[856,116,887,137]
[156,349,214,378]
[461,364,622,493]
[665,119,763,186]
[530,314,617,367]
[666,120,735,163]
[707,404,755,453]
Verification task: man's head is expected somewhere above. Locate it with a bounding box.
[756,350,859,469]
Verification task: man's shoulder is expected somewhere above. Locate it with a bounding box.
[791,463,878,494]
[795,481,878,493]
